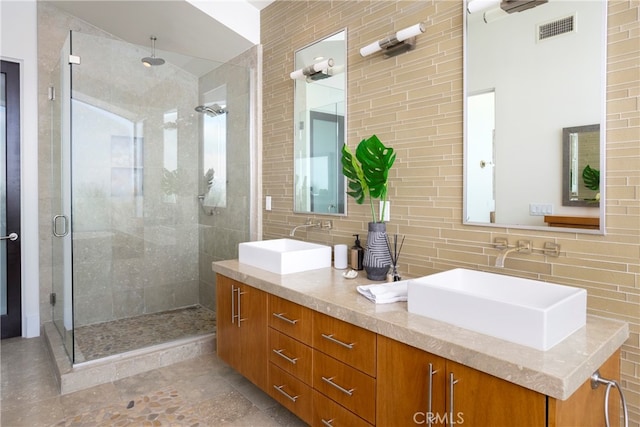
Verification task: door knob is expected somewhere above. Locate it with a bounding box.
[0,232,18,241]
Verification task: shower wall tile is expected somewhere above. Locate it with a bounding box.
[112,258,145,291]
[143,285,175,314]
[174,280,200,308]
[73,261,112,297]
[74,292,114,326]
[199,281,216,312]
[72,233,113,264]
[112,289,144,319]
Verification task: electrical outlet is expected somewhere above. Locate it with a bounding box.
[265,196,272,211]
[529,203,553,216]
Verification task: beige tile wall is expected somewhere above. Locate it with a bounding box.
[261,0,640,423]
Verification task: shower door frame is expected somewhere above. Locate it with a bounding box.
[51,31,74,360]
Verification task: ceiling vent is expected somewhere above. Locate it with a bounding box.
[537,14,576,42]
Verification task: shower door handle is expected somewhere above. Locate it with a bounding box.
[53,215,69,237]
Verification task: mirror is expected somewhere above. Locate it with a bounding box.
[464,1,606,233]
[293,30,347,215]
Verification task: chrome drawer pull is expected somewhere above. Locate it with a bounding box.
[237,289,247,326]
[273,384,299,402]
[272,348,298,365]
[321,333,354,349]
[449,372,459,424]
[231,285,237,324]
[322,376,354,396]
[272,312,299,325]
[427,363,437,427]
[321,418,335,427]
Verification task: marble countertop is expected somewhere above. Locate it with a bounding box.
[212,260,629,400]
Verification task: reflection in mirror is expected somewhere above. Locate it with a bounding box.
[464,1,606,233]
[199,85,227,208]
[293,30,346,215]
[563,124,599,207]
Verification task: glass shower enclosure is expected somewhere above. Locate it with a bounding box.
[51,31,254,363]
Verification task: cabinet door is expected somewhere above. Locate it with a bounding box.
[377,336,447,427]
[447,360,546,426]
[215,275,268,391]
[237,282,268,390]
[216,274,239,369]
[548,349,620,427]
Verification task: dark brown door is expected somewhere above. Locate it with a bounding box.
[1,59,22,339]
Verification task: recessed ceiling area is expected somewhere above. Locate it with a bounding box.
[46,0,275,64]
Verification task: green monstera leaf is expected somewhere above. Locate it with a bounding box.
[341,135,396,222]
[582,164,600,191]
[341,144,368,204]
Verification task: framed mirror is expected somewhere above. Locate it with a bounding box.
[293,29,347,216]
[562,124,600,207]
[463,1,606,233]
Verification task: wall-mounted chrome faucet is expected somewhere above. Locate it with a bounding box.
[289,218,319,237]
[494,238,531,267]
[289,218,333,237]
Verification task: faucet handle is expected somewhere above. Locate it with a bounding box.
[517,240,532,254]
[494,237,508,249]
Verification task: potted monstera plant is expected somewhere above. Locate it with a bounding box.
[342,134,396,280]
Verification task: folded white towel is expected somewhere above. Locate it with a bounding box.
[356,281,409,304]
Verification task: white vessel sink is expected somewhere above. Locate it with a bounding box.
[238,239,331,274]
[407,268,587,351]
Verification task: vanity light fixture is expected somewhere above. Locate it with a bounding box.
[359,22,426,58]
[290,58,335,81]
[472,0,549,23]
[467,0,500,14]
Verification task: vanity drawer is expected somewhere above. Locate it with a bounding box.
[313,350,376,424]
[269,363,313,425]
[312,390,373,427]
[268,328,312,385]
[312,312,376,376]
[269,294,313,345]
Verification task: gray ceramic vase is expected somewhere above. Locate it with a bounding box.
[363,222,391,281]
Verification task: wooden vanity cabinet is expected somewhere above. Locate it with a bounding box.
[215,275,622,427]
[378,336,546,426]
[378,336,621,427]
[215,274,268,390]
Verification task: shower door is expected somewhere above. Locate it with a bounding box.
[51,32,74,359]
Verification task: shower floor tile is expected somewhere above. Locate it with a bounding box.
[73,305,216,362]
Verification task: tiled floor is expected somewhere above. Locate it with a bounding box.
[74,305,216,362]
[0,336,307,426]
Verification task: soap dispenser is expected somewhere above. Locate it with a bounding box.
[350,234,364,271]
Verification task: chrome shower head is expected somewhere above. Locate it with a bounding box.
[195,104,228,116]
[141,36,165,67]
